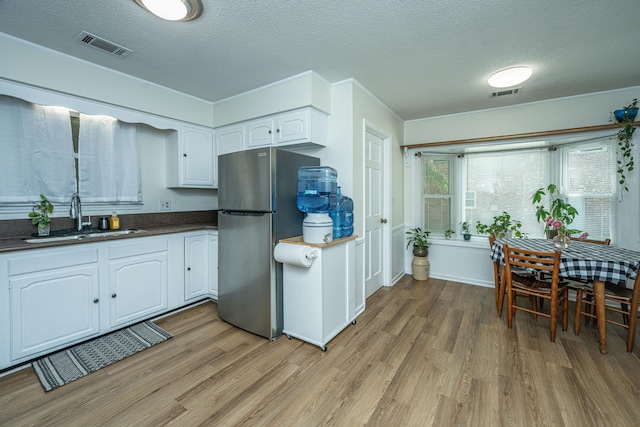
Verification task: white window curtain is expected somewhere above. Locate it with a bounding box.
[0,95,76,203]
[78,114,142,203]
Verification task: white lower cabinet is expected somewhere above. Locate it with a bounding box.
[3,246,101,363]
[0,230,219,371]
[10,263,100,361]
[280,236,360,350]
[184,233,209,301]
[107,238,169,328]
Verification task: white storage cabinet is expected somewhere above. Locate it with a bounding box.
[280,236,359,351]
[7,246,101,362]
[167,124,216,188]
[107,238,169,328]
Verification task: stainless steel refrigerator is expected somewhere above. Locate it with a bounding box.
[217,147,319,339]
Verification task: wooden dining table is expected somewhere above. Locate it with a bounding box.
[490,237,640,353]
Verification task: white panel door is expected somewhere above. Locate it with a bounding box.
[364,130,384,297]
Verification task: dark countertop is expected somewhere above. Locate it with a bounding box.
[0,223,217,254]
[0,211,218,254]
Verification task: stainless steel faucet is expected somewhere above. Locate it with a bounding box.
[70,193,91,232]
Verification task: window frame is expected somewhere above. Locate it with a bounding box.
[410,129,624,242]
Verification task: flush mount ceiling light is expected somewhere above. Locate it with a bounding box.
[488,66,533,88]
[134,0,203,21]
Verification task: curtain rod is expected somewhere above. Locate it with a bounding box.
[401,122,634,149]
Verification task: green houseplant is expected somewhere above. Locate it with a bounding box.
[531,184,580,236]
[444,229,455,239]
[461,221,471,240]
[406,227,430,257]
[28,194,54,236]
[475,211,524,238]
[614,98,638,195]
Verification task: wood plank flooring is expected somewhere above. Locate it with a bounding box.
[1,275,639,426]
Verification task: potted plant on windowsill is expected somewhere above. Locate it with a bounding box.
[475,211,524,239]
[461,221,471,240]
[28,194,54,236]
[444,229,455,239]
[406,227,431,280]
[531,184,580,237]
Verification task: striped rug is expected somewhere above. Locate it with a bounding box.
[32,321,172,392]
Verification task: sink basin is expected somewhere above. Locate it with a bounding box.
[24,229,146,243]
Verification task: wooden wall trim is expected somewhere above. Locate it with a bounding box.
[401,122,635,149]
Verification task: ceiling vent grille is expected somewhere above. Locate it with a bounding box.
[76,31,132,58]
[491,88,521,98]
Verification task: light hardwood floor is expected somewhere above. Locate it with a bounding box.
[1,275,639,426]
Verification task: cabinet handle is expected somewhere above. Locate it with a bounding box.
[183,153,187,157]
[112,293,117,298]
[268,130,272,134]
[93,298,99,303]
[187,267,191,271]
[381,218,388,224]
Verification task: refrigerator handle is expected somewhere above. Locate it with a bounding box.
[221,210,268,217]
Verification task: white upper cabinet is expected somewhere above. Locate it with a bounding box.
[215,107,327,154]
[247,117,276,148]
[167,124,216,188]
[216,124,245,156]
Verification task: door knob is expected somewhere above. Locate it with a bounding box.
[381,218,388,224]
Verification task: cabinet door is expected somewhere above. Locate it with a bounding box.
[108,252,168,328]
[209,232,218,300]
[216,124,245,156]
[10,265,100,360]
[246,118,275,148]
[276,110,309,144]
[181,125,215,187]
[184,234,209,301]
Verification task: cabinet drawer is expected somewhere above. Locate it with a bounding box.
[108,238,168,260]
[8,247,99,276]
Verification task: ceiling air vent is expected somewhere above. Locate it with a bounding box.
[76,31,132,58]
[491,88,521,98]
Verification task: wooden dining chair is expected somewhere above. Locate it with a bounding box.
[574,273,640,352]
[568,236,612,245]
[490,233,535,317]
[504,243,569,342]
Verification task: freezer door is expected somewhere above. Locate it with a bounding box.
[218,148,274,211]
[218,211,280,339]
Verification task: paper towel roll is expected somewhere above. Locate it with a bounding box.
[274,243,317,268]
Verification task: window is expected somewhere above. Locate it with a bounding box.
[414,132,620,242]
[420,155,453,232]
[464,148,549,238]
[0,95,141,208]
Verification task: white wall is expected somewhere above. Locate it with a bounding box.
[403,86,640,285]
[0,34,213,127]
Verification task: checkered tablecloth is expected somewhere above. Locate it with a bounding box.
[490,238,640,284]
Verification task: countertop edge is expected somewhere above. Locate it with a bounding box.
[0,223,218,253]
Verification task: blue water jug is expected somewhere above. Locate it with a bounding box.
[296,166,338,213]
[329,186,354,238]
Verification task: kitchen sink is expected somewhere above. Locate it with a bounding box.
[24,229,146,243]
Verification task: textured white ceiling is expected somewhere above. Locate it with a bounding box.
[1,0,639,120]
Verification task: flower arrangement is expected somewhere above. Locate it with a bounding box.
[532,184,579,234]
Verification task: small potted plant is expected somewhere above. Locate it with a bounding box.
[444,229,455,239]
[461,221,471,240]
[475,211,524,238]
[406,227,430,256]
[29,194,54,236]
[531,184,580,237]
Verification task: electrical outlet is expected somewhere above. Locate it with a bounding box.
[159,200,172,211]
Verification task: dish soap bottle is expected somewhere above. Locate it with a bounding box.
[109,211,120,230]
